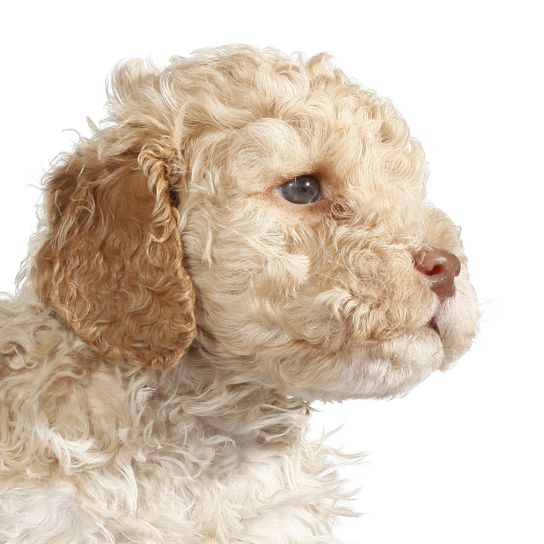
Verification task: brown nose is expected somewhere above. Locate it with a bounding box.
[416,249,461,301]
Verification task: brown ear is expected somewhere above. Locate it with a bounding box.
[32,140,196,369]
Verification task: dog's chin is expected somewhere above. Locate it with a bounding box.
[282,316,476,402]
[283,327,443,402]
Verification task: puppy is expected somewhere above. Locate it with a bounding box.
[0,45,478,543]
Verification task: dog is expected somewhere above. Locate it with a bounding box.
[0,45,478,543]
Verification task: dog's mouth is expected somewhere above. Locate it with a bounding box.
[428,316,441,337]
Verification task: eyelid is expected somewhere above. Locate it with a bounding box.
[276,173,321,191]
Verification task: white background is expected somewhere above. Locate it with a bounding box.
[1,1,542,543]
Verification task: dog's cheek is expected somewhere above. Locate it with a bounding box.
[310,252,433,343]
[255,240,434,354]
[255,252,312,299]
[180,201,311,354]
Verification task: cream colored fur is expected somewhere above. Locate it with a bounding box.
[0,45,478,543]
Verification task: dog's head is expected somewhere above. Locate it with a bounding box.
[30,45,478,401]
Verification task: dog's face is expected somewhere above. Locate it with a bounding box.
[31,46,478,401]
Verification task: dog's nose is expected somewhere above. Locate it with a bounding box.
[416,249,461,301]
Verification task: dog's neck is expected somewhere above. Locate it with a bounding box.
[152,347,311,447]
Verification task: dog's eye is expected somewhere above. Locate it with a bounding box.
[279,175,321,204]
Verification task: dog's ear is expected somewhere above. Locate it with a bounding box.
[32,129,196,369]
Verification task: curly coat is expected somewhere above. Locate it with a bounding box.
[0,45,478,543]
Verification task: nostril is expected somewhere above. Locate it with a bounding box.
[427,263,446,276]
[415,249,461,301]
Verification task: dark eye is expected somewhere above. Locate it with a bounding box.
[279,175,321,204]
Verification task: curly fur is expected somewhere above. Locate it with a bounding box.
[0,45,478,543]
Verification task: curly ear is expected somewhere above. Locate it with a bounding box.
[32,136,196,369]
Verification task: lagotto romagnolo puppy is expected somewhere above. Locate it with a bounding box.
[0,45,478,543]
